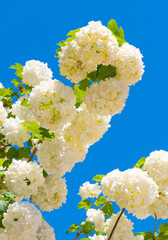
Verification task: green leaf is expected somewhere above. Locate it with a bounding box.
[1,191,15,202]
[17,147,31,159]
[0,200,10,214]
[102,202,113,217]
[74,85,87,108]
[134,157,146,169]
[0,88,12,98]
[0,159,3,168]
[80,221,95,236]
[11,79,21,88]
[159,223,168,233]
[78,200,92,210]
[2,159,12,169]
[108,19,126,46]
[118,27,125,40]
[66,224,80,234]
[21,98,31,107]
[134,231,153,240]
[43,169,48,178]
[67,28,80,37]
[39,127,55,139]
[27,139,33,148]
[6,148,18,160]
[7,112,16,119]
[0,170,6,179]
[156,231,168,240]
[79,79,91,91]
[93,175,105,182]
[108,19,119,36]
[10,63,23,80]
[95,196,107,207]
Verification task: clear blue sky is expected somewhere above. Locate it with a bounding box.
[0,0,167,239]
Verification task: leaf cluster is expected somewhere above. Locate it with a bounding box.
[108,19,126,46]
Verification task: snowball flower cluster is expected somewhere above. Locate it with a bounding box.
[3,117,29,146]
[83,78,129,116]
[101,168,158,219]
[0,101,7,127]
[86,209,105,232]
[29,79,76,131]
[78,182,101,199]
[32,175,67,211]
[59,21,118,83]
[36,220,55,240]
[4,160,45,200]
[22,60,53,87]
[114,43,144,86]
[0,228,8,240]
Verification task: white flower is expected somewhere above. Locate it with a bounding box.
[4,160,45,200]
[22,60,53,87]
[2,117,29,146]
[0,82,4,88]
[0,228,8,240]
[89,235,106,240]
[0,101,7,127]
[78,182,101,199]
[32,175,67,211]
[101,168,158,219]
[83,78,129,116]
[86,209,105,232]
[63,104,111,149]
[3,201,42,240]
[105,212,134,240]
[37,136,87,176]
[29,79,76,131]
[59,21,118,83]
[114,43,144,86]
[36,220,55,240]
[134,235,144,240]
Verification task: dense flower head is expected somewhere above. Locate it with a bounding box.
[36,220,55,240]
[105,212,134,240]
[4,160,45,200]
[29,79,76,131]
[0,228,8,240]
[78,182,101,199]
[32,175,67,211]
[2,117,30,146]
[2,201,42,240]
[0,101,7,127]
[101,168,158,219]
[59,21,118,83]
[22,60,53,87]
[37,136,87,176]
[147,197,168,219]
[114,43,144,86]
[63,104,111,149]
[83,78,129,116]
[86,209,105,232]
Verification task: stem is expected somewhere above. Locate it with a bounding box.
[107,208,125,240]
[153,214,157,240]
[71,83,75,89]
[74,232,81,240]
[27,140,42,162]
[101,201,111,210]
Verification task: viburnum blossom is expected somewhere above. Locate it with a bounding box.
[0,101,7,127]
[32,175,67,211]
[63,104,111,149]
[78,182,101,199]
[4,160,45,200]
[114,43,144,86]
[28,79,76,131]
[37,137,87,176]
[101,168,158,219]
[59,21,118,83]
[134,236,144,240]
[83,78,129,116]
[89,235,106,240]
[105,212,134,240]
[36,220,55,240]
[2,117,29,146]
[0,228,8,240]
[22,60,53,87]
[86,209,105,232]
[147,197,168,219]
[2,201,42,240]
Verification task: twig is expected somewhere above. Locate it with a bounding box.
[107,208,125,240]
[71,83,75,89]
[74,232,81,240]
[153,213,157,240]
[27,140,42,162]
[101,201,111,210]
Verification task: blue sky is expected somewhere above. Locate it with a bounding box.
[0,0,167,239]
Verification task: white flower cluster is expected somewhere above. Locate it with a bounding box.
[59,21,118,83]
[101,168,158,219]
[86,209,105,232]
[32,175,67,211]
[29,79,76,131]
[2,202,55,240]
[0,101,7,127]
[78,182,101,199]
[22,60,53,87]
[89,235,106,240]
[2,117,29,146]
[4,160,45,200]
[83,78,129,116]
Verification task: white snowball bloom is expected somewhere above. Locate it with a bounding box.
[63,105,111,149]
[22,60,53,87]
[4,160,45,200]
[0,228,8,240]
[29,79,76,131]
[101,168,158,219]
[83,78,129,116]
[89,235,106,240]
[86,209,105,232]
[36,220,55,240]
[78,182,101,199]
[0,101,7,127]
[2,117,29,146]
[147,196,168,219]
[59,21,118,83]
[37,136,87,176]
[3,201,42,240]
[134,235,144,240]
[32,175,67,211]
[105,212,134,240]
[114,43,144,86]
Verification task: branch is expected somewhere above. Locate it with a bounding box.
[27,139,42,162]
[71,83,75,89]
[107,208,125,240]
[153,213,157,240]
[74,232,81,240]
[101,201,111,210]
